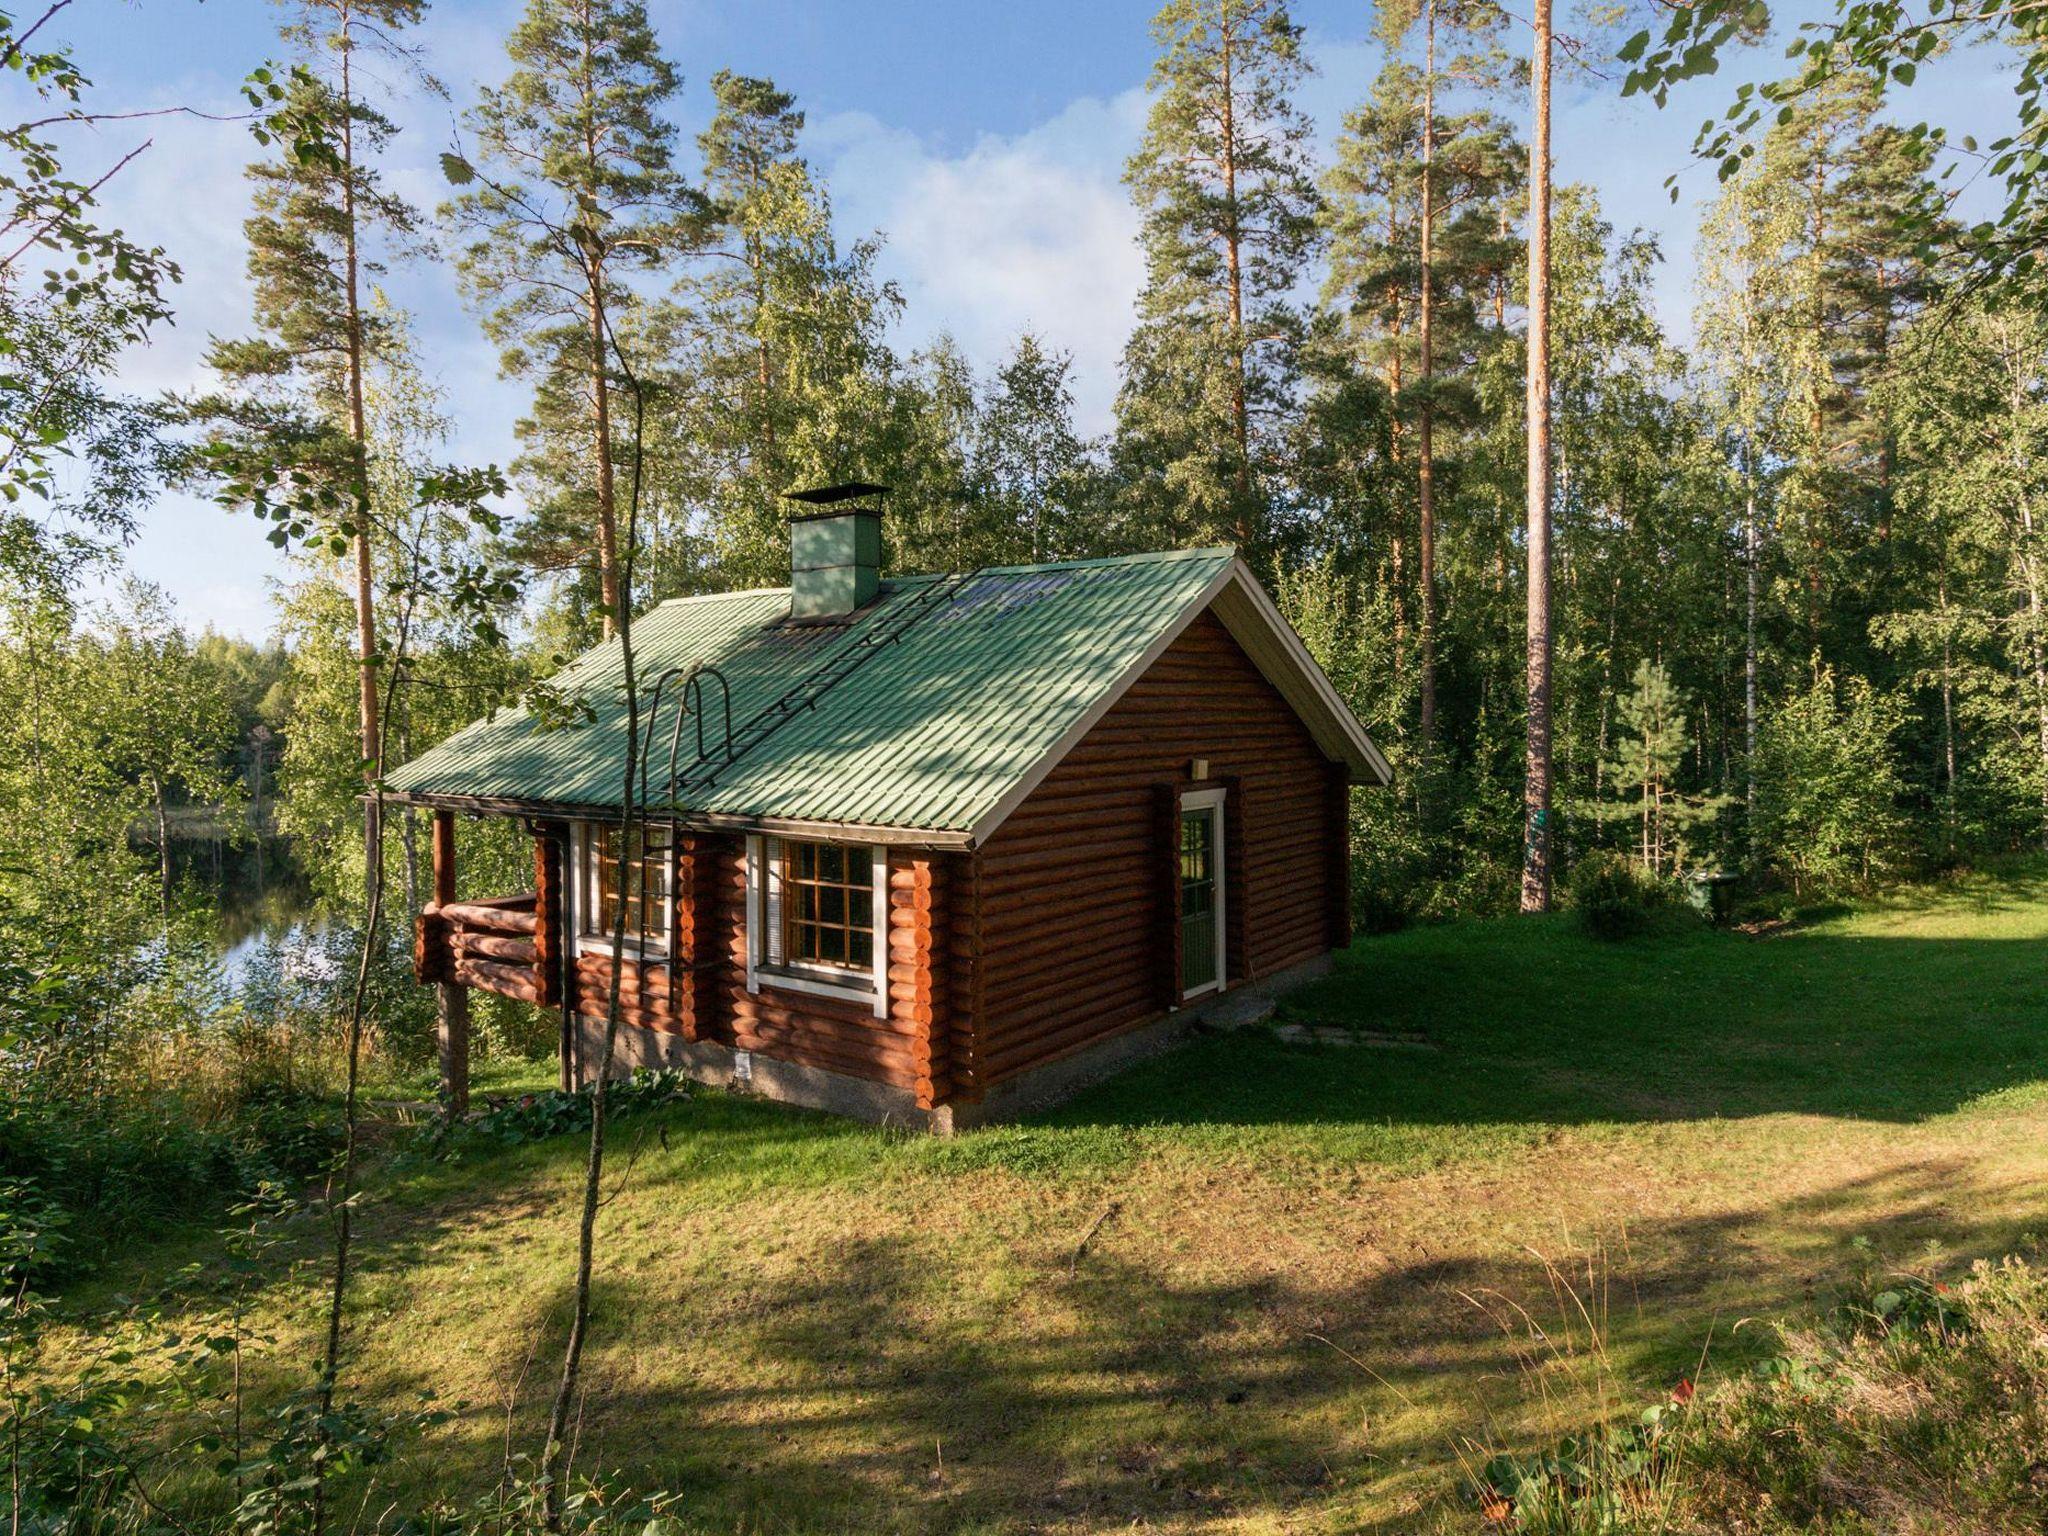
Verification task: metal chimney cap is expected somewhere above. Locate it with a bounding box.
[783,481,890,506]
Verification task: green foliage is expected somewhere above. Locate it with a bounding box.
[1117,0,1319,563]
[449,1069,692,1149]
[445,0,702,633]
[1621,0,2048,304]
[1750,664,1908,892]
[1567,849,1671,941]
[1687,1259,2048,1533]
[1472,1398,1696,1534]
[1576,663,1731,877]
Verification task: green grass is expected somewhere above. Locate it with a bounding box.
[79,867,2048,1533]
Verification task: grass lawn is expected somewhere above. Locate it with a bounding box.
[106,868,2048,1532]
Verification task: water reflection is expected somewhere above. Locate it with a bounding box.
[213,872,322,987]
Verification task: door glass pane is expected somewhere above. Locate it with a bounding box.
[1180,807,1218,992]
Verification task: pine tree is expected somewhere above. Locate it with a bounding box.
[445,0,701,637]
[1580,660,1728,876]
[656,70,902,589]
[1116,0,1319,564]
[195,0,427,878]
[1322,1,1519,762]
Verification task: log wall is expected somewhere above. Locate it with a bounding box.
[425,604,1351,1112]
[969,610,1346,1088]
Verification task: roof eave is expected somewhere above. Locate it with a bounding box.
[382,789,976,850]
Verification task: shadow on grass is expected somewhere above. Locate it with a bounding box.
[347,1158,2048,1536]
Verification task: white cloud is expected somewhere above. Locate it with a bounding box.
[815,91,1150,435]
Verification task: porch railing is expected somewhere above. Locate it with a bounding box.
[415,892,556,1006]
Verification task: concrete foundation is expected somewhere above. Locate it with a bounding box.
[570,951,1335,1134]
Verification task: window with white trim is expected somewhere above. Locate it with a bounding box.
[746,834,889,1016]
[580,821,672,954]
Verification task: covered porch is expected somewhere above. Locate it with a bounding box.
[411,808,565,1109]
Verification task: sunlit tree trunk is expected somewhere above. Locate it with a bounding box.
[1521,0,1554,913]
[1417,0,1440,765]
[338,8,382,880]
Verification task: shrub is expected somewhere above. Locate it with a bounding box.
[449,1070,692,1149]
[1689,1259,2048,1531]
[1454,1258,2048,1533]
[1472,1398,1696,1534]
[1568,852,1669,940]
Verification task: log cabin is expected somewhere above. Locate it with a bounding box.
[388,486,1391,1130]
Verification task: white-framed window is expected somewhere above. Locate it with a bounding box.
[575,820,673,957]
[745,834,889,1017]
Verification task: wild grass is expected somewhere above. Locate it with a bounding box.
[39,864,2048,1532]
[1444,1254,2048,1534]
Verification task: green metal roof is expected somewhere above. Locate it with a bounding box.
[386,547,1252,839]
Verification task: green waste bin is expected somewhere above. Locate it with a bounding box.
[1685,870,1739,925]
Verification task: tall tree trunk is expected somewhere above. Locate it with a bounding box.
[1995,331,2048,854]
[582,21,623,640]
[2016,491,2048,852]
[1385,203,1408,694]
[1520,0,1554,913]
[339,16,381,881]
[1743,435,1759,811]
[1416,0,1440,765]
[1938,541,1956,854]
[1804,158,1827,654]
[588,279,622,638]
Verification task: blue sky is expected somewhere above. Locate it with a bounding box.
[42,0,2021,637]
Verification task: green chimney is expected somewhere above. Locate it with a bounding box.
[787,483,887,620]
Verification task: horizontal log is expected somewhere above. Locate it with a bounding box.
[457,931,538,966]
[573,975,672,1008]
[576,961,671,992]
[983,999,1156,1080]
[455,957,544,1003]
[978,870,1153,918]
[576,991,673,1027]
[974,835,1155,872]
[984,976,1155,1052]
[985,958,1155,1028]
[727,999,923,1045]
[727,993,918,1039]
[732,1029,920,1085]
[442,900,539,936]
[984,936,1154,1002]
[580,1003,679,1034]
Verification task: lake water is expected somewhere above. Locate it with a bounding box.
[213,876,326,988]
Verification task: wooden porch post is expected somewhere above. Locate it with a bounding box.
[431,809,470,1114]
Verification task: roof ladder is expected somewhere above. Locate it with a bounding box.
[662,567,986,807]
